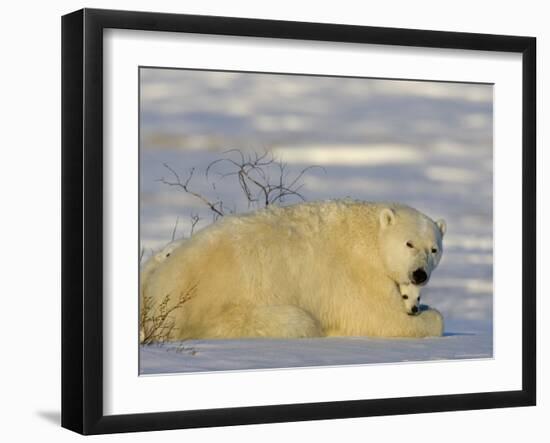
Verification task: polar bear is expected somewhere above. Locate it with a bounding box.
[140,200,446,340]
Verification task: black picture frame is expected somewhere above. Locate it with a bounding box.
[61,8,536,435]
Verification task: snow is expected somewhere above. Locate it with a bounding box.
[140,333,492,374]
[139,69,493,374]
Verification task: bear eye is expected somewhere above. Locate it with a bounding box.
[402,295,409,300]
[406,241,414,248]
[431,248,438,254]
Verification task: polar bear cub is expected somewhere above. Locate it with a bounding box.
[399,283,422,316]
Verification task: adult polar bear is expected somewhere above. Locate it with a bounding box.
[141,200,446,339]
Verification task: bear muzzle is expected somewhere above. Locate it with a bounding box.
[407,305,420,316]
[411,268,428,285]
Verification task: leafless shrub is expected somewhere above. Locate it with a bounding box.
[140,284,197,345]
[157,149,324,230]
[206,149,325,209]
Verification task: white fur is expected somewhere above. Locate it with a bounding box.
[399,283,422,315]
[140,238,186,296]
[141,200,446,339]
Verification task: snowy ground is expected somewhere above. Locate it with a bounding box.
[140,333,492,374]
[139,69,493,374]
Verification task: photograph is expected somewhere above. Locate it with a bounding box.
[138,67,494,375]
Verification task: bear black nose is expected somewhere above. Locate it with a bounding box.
[412,269,427,284]
[411,306,418,314]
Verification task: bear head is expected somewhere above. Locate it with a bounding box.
[377,205,446,287]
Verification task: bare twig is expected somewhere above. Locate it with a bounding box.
[157,163,225,218]
[139,247,146,264]
[171,216,179,242]
[189,213,200,236]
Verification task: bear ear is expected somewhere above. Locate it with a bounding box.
[379,208,396,229]
[436,219,447,237]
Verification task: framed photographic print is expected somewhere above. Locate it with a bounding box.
[61,8,536,435]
